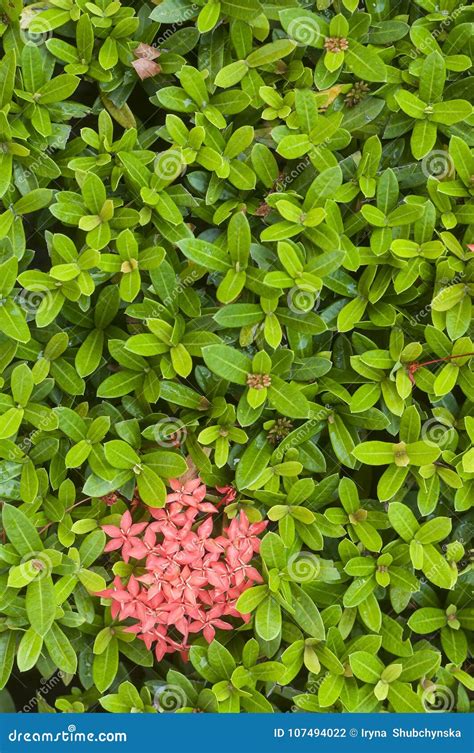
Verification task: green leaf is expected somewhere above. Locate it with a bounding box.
[0,632,16,690]
[202,344,252,385]
[37,74,79,104]
[246,40,296,68]
[345,40,387,82]
[267,376,310,419]
[136,465,167,507]
[387,681,424,713]
[406,440,441,465]
[75,329,104,377]
[235,432,272,490]
[17,627,43,672]
[349,651,384,683]
[255,597,281,641]
[44,622,77,674]
[214,61,249,89]
[398,650,440,682]
[421,544,455,589]
[104,439,140,469]
[0,301,30,343]
[221,0,262,20]
[318,673,344,707]
[207,640,235,679]
[416,517,452,544]
[177,239,231,273]
[2,504,43,555]
[343,576,376,607]
[235,585,268,614]
[352,441,394,465]
[408,608,446,634]
[388,502,418,541]
[93,637,119,693]
[78,568,106,593]
[441,626,468,665]
[291,584,325,639]
[26,576,56,637]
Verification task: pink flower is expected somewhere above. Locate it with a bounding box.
[216,485,237,505]
[98,479,266,658]
[167,478,204,504]
[188,606,234,643]
[165,479,217,517]
[102,510,148,562]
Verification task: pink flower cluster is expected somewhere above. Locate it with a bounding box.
[97,478,267,661]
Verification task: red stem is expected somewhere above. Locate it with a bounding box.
[407,352,474,384]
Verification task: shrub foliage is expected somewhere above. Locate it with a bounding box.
[0,0,473,715]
